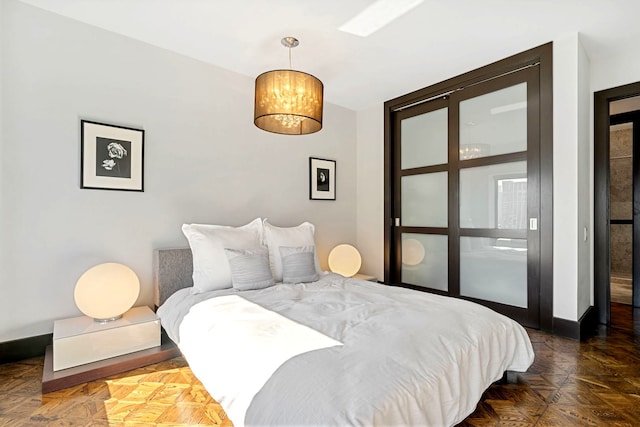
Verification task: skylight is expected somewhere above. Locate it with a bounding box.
[338,0,424,37]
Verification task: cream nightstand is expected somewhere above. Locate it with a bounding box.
[353,273,378,282]
[52,306,160,371]
[42,306,180,393]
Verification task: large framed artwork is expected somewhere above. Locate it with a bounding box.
[309,157,336,200]
[81,120,144,191]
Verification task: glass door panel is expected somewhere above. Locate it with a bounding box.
[460,237,527,307]
[401,172,448,227]
[401,233,448,291]
[459,161,527,229]
[459,83,527,160]
[398,100,449,292]
[456,76,532,311]
[401,107,448,169]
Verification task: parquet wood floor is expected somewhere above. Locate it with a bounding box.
[1,303,639,426]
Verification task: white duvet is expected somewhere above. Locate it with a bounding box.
[166,273,534,427]
[179,295,343,427]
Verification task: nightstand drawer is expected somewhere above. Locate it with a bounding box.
[53,306,160,371]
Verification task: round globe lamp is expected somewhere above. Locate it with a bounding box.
[328,244,362,277]
[402,238,426,266]
[74,263,140,323]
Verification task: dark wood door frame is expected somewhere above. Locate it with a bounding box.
[594,82,640,325]
[384,42,553,331]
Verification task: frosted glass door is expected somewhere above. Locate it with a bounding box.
[389,55,543,327]
[397,100,449,291]
[458,82,530,308]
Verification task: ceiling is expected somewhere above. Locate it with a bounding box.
[17,0,640,111]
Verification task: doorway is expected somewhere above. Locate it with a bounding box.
[609,109,640,307]
[595,84,640,325]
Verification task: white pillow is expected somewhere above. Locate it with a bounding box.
[182,218,263,293]
[263,220,321,282]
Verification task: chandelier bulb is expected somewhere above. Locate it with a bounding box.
[281,37,299,48]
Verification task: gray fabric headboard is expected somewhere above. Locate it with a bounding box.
[153,248,193,307]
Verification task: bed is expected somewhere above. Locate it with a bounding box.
[154,219,534,427]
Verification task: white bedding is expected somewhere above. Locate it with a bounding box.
[179,295,343,427]
[159,273,534,426]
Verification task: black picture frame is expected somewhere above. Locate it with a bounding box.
[81,120,144,191]
[309,157,336,200]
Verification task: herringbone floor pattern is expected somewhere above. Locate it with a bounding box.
[0,303,639,426]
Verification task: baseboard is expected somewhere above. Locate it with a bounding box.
[578,305,599,339]
[553,306,598,341]
[0,333,52,364]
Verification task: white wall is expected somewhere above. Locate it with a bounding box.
[0,0,357,342]
[591,52,640,94]
[0,1,4,319]
[356,104,384,280]
[577,38,591,318]
[551,33,596,322]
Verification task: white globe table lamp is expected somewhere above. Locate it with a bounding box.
[328,244,362,277]
[74,262,140,322]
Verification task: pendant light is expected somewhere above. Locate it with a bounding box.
[254,37,324,135]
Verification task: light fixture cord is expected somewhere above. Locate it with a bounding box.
[288,46,292,69]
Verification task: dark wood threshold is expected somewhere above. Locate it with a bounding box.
[42,341,181,393]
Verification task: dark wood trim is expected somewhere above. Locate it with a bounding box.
[537,42,554,332]
[400,226,448,235]
[552,306,598,340]
[594,88,611,324]
[552,317,580,340]
[42,341,181,393]
[0,333,52,364]
[594,81,640,324]
[459,229,528,239]
[611,219,633,224]
[631,113,640,308]
[448,95,460,296]
[611,111,640,125]
[579,305,599,340]
[384,93,393,283]
[386,44,548,112]
[401,164,448,176]
[459,151,528,169]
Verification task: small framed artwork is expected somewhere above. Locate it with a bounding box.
[81,120,144,191]
[309,157,336,200]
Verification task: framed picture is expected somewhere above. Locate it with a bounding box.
[81,120,144,191]
[309,157,336,200]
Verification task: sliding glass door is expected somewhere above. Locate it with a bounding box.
[391,66,541,327]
